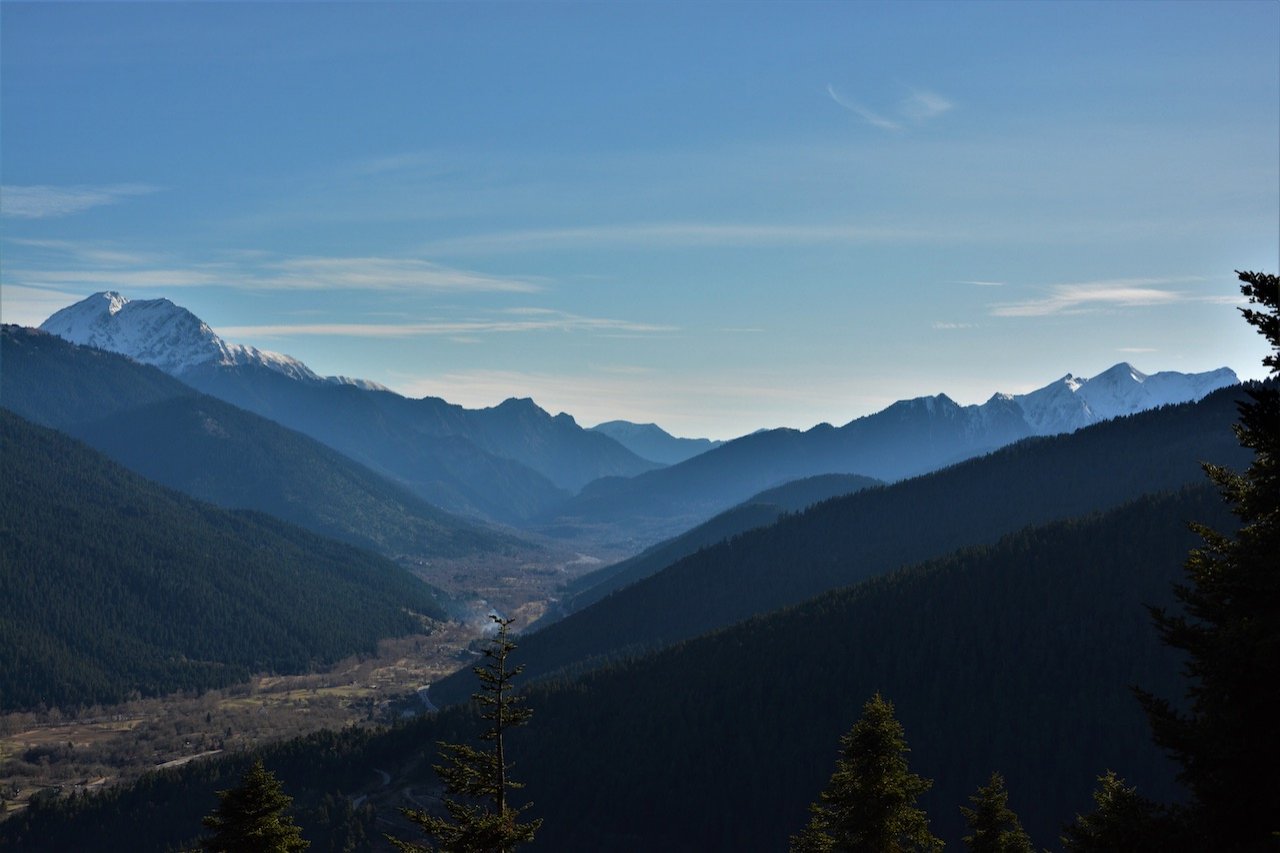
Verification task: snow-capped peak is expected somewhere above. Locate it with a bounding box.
[1011,362,1235,434]
[39,291,329,384]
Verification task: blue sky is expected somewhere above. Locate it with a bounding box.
[3,1,1277,439]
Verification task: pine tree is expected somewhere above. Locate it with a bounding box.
[201,758,309,853]
[391,615,540,853]
[1135,271,1280,849]
[1060,771,1165,853]
[790,693,942,853]
[961,772,1032,853]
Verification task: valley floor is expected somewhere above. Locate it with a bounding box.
[0,544,620,824]
[0,624,474,822]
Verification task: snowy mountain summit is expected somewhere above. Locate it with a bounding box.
[39,291,384,388]
[1006,362,1238,435]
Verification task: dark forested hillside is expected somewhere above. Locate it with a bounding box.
[435,384,1252,704]
[0,325,521,559]
[0,409,448,711]
[559,473,882,615]
[3,487,1228,851]
[512,486,1230,850]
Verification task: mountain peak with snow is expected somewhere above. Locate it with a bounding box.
[38,291,385,388]
[1012,362,1236,434]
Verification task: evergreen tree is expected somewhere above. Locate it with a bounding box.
[201,758,309,853]
[1060,771,1165,853]
[1135,270,1280,849]
[391,615,540,853]
[961,772,1032,853]
[790,693,942,853]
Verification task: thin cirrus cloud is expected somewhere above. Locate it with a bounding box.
[419,221,934,255]
[255,257,540,293]
[1,184,159,218]
[215,310,676,340]
[989,279,1238,317]
[6,248,540,295]
[826,84,954,131]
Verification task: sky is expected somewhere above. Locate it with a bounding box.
[2,1,1277,440]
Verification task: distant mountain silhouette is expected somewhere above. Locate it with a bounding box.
[590,420,723,464]
[549,363,1237,542]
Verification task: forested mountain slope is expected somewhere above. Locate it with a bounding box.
[1,326,520,559]
[514,486,1228,850]
[3,486,1227,850]
[436,383,1253,704]
[558,473,882,616]
[0,409,448,711]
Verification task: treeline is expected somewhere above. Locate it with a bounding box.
[0,410,447,711]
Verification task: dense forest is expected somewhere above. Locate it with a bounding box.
[2,485,1231,850]
[435,383,1253,704]
[0,409,448,711]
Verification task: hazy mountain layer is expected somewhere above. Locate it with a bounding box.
[1,326,519,560]
[590,420,723,464]
[551,362,1236,540]
[39,294,659,518]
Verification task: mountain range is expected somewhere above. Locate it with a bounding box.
[40,292,659,523]
[433,381,1254,705]
[547,361,1237,542]
[37,292,1236,544]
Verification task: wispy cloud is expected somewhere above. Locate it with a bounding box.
[989,278,1229,317]
[215,310,675,340]
[12,268,227,289]
[900,89,953,122]
[952,280,1006,287]
[827,84,953,131]
[1,184,159,218]
[932,321,977,330]
[420,221,933,255]
[826,84,901,130]
[255,257,539,293]
[4,241,539,295]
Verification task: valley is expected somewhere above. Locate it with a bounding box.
[0,280,1273,851]
[0,627,464,821]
